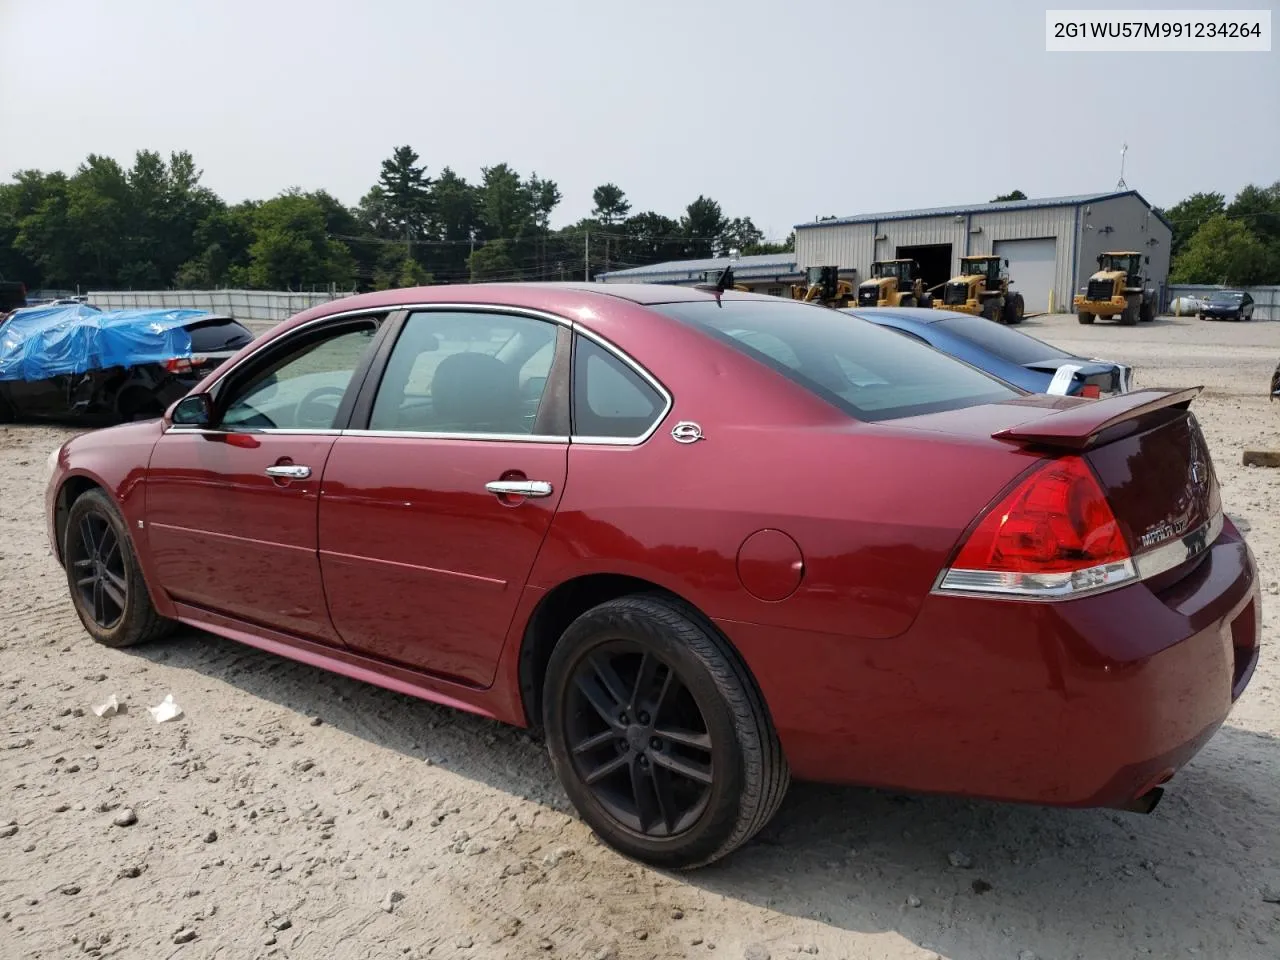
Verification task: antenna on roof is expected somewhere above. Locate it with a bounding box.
[1116,143,1128,189]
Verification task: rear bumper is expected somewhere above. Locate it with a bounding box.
[1074,295,1127,314]
[723,520,1260,808]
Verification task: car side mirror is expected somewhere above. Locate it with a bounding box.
[171,394,212,427]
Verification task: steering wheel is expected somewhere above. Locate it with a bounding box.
[295,386,346,429]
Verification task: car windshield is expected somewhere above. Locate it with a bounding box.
[933,314,1072,365]
[652,299,1020,421]
[1208,291,1244,303]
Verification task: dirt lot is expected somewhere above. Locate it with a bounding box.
[3,314,1279,960]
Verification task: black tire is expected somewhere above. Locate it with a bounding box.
[983,298,1002,322]
[64,489,174,648]
[898,295,915,307]
[0,391,14,423]
[543,595,788,869]
[1077,311,1095,325]
[918,293,934,308]
[1139,299,1154,322]
[1119,301,1138,326]
[1002,292,1025,325]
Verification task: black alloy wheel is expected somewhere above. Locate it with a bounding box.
[63,489,174,648]
[543,595,789,869]
[564,641,714,838]
[68,512,128,630]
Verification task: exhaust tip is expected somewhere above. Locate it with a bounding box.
[1120,786,1164,815]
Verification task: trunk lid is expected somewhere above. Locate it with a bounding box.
[888,387,1221,577]
[991,387,1221,567]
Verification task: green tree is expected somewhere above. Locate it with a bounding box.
[1170,214,1276,286]
[477,163,534,240]
[0,170,68,289]
[991,190,1027,202]
[617,211,683,266]
[376,145,433,244]
[1226,181,1280,248]
[469,239,517,281]
[681,196,726,258]
[720,216,764,255]
[591,183,631,226]
[247,191,355,289]
[1159,191,1225,257]
[743,231,795,256]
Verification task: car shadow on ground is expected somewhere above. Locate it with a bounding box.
[128,626,1280,960]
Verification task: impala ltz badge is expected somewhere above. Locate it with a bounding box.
[671,421,704,444]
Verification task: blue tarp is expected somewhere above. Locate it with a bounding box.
[0,305,204,382]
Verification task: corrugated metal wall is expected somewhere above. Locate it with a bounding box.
[1076,195,1172,302]
[797,206,1081,310]
[1167,284,1279,321]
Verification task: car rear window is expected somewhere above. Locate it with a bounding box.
[185,317,255,353]
[933,314,1071,366]
[652,299,1019,421]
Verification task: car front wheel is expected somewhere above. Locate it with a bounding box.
[543,595,789,869]
[64,489,174,648]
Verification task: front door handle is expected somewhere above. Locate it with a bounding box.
[485,479,553,498]
[266,464,312,480]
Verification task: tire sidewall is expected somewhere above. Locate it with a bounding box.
[543,600,749,867]
[64,490,146,647]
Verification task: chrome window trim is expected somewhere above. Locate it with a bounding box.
[170,301,674,447]
[932,508,1224,602]
[341,429,569,444]
[164,426,346,436]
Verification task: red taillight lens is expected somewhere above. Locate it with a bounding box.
[164,358,193,373]
[939,456,1135,598]
[1081,384,1101,399]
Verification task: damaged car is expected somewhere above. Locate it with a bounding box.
[0,303,253,424]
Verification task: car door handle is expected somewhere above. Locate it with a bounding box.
[485,480,553,498]
[265,464,312,480]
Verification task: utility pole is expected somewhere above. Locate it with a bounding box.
[584,231,590,281]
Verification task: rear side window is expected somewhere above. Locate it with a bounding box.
[186,318,255,353]
[572,336,666,439]
[653,299,1018,421]
[934,314,1068,366]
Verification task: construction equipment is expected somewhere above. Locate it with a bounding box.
[1073,251,1156,326]
[935,255,1025,324]
[856,259,933,308]
[790,265,855,307]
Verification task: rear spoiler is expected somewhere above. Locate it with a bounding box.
[992,387,1201,450]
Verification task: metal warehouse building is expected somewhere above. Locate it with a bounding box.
[794,190,1172,314]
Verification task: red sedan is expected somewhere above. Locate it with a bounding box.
[46,283,1260,868]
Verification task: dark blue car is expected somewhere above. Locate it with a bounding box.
[842,307,1132,397]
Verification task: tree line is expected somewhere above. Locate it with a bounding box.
[1159,183,1280,287]
[0,146,792,293]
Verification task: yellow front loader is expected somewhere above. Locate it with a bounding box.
[855,259,933,308]
[1073,251,1156,325]
[935,255,1025,324]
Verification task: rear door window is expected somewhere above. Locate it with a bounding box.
[933,314,1071,365]
[572,336,667,440]
[654,299,1019,421]
[186,318,255,353]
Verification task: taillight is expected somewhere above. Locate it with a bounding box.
[936,455,1136,599]
[164,356,205,374]
[1080,384,1101,399]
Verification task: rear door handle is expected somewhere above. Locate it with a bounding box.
[485,480,553,498]
[266,464,312,480]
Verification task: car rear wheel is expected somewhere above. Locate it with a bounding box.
[543,595,788,869]
[64,489,174,648]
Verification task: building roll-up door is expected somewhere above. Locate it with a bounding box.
[993,238,1057,314]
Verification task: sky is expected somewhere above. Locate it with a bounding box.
[1,0,1276,241]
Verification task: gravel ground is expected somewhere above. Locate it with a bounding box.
[2,313,1279,960]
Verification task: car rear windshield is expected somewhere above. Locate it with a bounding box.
[185,317,255,353]
[933,314,1071,366]
[652,299,1020,421]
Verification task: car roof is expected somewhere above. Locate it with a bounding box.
[842,306,952,326]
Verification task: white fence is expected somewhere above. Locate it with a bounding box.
[86,289,356,331]
[1164,284,1279,321]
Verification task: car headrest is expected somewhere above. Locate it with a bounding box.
[431,352,521,429]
